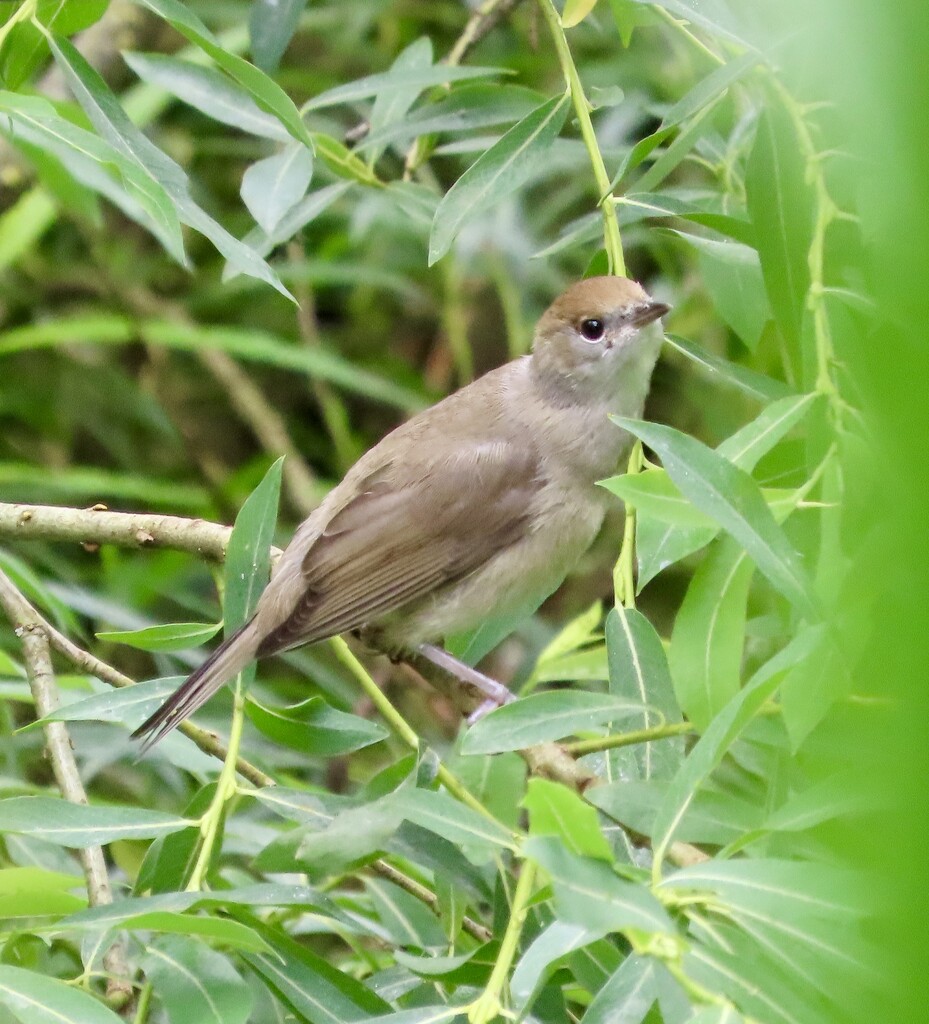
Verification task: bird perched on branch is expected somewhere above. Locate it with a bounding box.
[134,276,668,750]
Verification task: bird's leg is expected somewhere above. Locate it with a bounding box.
[415,643,515,721]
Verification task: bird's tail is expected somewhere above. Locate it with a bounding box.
[131,619,261,754]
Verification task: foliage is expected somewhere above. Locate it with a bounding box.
[0,1,896,1024]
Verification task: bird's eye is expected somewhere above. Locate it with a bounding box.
[579,318,605,342]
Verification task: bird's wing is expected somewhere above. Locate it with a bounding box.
[256,442,541,656]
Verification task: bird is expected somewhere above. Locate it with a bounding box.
[133,275,669,751]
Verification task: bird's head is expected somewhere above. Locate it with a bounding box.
[531,276,669,404]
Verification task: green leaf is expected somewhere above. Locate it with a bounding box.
[117,911,270,951]
[663,334,791,402]
[614,418,818,616]
[452,753,527,830]
[511,921,601,1012]
[0,965,125,1024]
[241,142,314,232]
[366,37,433,163]
[746,104,814,344]
[365,875,447,948]
[310,131,383,186]
[132,0,313,147]
[581,955,662,1024]
[650,627,823,860]
[0,866,86,917]
[0,797,193,847]
[245,695,388,755]
[524,836,674,935]
[460,690,645,755]
[391,788,516,860]
[674,232,772,350]
[46,35,291,297]
[428,94,571,265]
[236,181,351,261]
[96,622,221,652]
[243,929,390,1024]
[223,456,283,636]
[523,778,613,860]
[669,538,754,729]
[0,91,186,265]
[562,0,602,28]
[303,64,508,113]
[34,677,182,727]
[123,52,290,140]
[636,517,717,590]
[142,936,253,1024]
[249,0,308,73]
[601,470,719,528]
[717,392,818,470]
[356,84,544,154]
[605,607,683,779]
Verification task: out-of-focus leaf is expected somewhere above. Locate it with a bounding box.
[452,753,527,830]
[0,965,125,1024]
[670,538,754,729]
[0,867,86,917]
[96,622,221,652]
[249,0,308,72]
[366,37,433,163]
[0,797,192,847]
[142,935,253,1024]
[241,142,314,232]
[245,695,388,755]
[614,418,817,616]
[123,52,290,139]
[523,778,612,859]
[779,635,849,748]
[303,64,508,113]
[429,94,571,265]
[562,0,602,28]
[460,690,645,755]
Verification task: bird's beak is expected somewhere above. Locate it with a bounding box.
[630,301,670,327]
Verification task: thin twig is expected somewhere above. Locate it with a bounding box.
[0,572,132,1006]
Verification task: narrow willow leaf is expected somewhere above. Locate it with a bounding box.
[365,876,447,948]
[237,181,351,260]
[132,0,313,147]
[524,836,674,935]
[356,84,544,154]
[717,392,818,470]
[303,64,507,113]
[120,911,269,951]
[366,37,433,163]
[670,537,754,729]
[601,470,718,528]
[674,232,772,350]
[142,936,253,1024]
[651,627,823,860]
[249,0,308,72]
[606,606,683,779]
[663,50,758,128]
[779,636,849,748]
[34,677,182,727]
[429,94,571,265]
[460,691,645,755]
[663,334,791,401]
[245,696,388,755]
[636,517,717,590]
[511,921,601,1012]
[628,0,753,46]
[241,142,314,232]
[0,797,192,847]
[746,105,814,344]
[311,131,382,186]
[523,778,613,860]
[0,965,125,1024]
[47,35,291,297]
[614,418,817,616]
[123,52,290,140]
[391,789,516,857]
[96,622,221,652]
[223,456,282,636]
[582,955,661,1024]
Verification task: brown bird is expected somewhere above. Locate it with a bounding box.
[134,276,668,750]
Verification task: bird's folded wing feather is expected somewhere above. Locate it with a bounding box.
[256,442,541,656]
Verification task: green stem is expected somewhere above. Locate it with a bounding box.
[613,441,643,608]
[0,0,38,49]
[566,718,694,756]
[329,638,504,825]
[132,982,153,1024]
[186,679,245,892]
[536,0,626,275]
[467,860,537,1024]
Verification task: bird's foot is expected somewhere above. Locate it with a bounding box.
[415,643,515,718]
